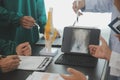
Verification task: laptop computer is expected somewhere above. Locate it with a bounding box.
[55,26,101,67]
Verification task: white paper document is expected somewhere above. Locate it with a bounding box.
[18,56,53,71]
[26,72,64,80]
[26,71,89,80]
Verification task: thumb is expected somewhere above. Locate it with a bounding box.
[67,68,80,76]
[9,55,19,59]
[19,42,29,47]
[100,36,107,46]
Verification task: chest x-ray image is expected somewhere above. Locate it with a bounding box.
[70,29,90,53]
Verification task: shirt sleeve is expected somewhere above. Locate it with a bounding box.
[0,6,23,28]
[0,39,17,56]
[84,0,113,12]
[36,0,47,34]
[109,51,120,76]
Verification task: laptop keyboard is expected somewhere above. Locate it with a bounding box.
[55,54,98,67]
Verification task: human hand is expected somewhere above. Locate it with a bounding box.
[61,68,87,80]
[89,36,111,61]
[72,0,85,15]
[0,55,20,73]
[16,42,31,56]
[114,0,120,12]
[20,16,35,29]
[115,34,120,41]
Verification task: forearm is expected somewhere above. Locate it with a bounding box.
[0,6,23,27]
[83,0,113,12]
[37,0,47,33]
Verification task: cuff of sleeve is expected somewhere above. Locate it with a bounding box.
[109,51,120,69]
[110,67,120,77]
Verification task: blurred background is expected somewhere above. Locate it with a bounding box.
[45,0,112,42]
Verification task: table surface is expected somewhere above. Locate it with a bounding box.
[0,45,106,80]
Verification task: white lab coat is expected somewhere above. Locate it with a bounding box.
[84,0,120,77]
[109,51,120,76]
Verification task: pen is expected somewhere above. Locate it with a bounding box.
[76,0,79,22]
[37,57,49,69]
[34,23,40,28]
[73,0,82,27]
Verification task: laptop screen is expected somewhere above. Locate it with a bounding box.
[70,29,90,53]
[61,27,100,54]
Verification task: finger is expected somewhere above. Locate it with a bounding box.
[23,16,35,23]
[8,55,19,60]
[100,36,107,46]
[19,42,29,48]
[60,74,73,80]
[22,23,34,29]
[89,45,98,49]
[115,34,120,37]
[21,19,34,26]
[72,6,77,13]
[12,58,20,63]
[1,63,18,73]
[22,22,31,26]
[89,45,98,55]
[67,68,81,76]
[89,47,95,55]
[22,50,31,56]
[78,12,83,16]
[11,62,20,67]
[72,1,77,13]
[17,51,23,56]
[22,20,35,28]
[89,45,98,51]
[9,65,18,72]
[21,46,30,51]
[115,34,120,41]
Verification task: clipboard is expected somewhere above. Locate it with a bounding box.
[18,56,53,71]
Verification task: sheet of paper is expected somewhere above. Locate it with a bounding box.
[26,72,64,80]
[26,71,89,80]
[18,56,52,71]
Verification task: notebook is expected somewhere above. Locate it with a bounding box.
[55,26,101,67]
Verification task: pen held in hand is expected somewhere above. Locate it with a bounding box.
[34,23,40,28]
[73,0,83,27]
[76,0,83,22]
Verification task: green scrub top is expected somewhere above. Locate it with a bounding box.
[0,0,47,45]
[0,39,17,56]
